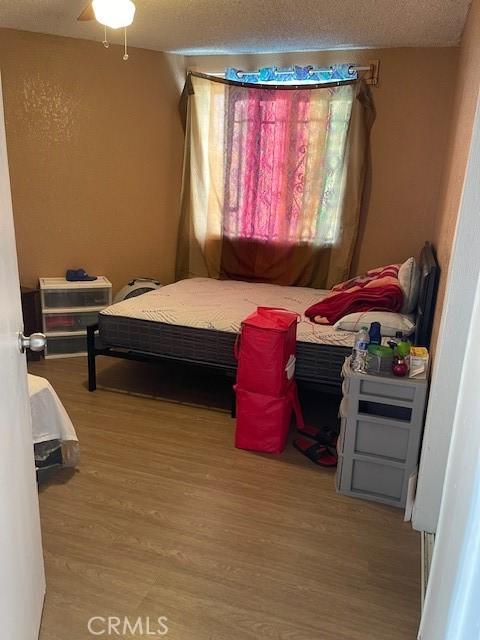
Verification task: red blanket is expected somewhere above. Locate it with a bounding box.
[305,265,404,325]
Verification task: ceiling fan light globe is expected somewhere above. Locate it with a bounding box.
[92,0,136,29]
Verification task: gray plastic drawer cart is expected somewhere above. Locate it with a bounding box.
[336,358,428,508]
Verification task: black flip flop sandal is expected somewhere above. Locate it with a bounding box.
[293,436,338,467]
[297,424,338,448]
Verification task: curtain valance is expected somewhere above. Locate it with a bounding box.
[225,64,357,84]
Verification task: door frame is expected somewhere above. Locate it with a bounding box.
[417,95,480,637]
[413,92,480,534]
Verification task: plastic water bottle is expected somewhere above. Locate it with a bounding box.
[352,326,370,372]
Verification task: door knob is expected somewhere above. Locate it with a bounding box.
[18,332,47,353]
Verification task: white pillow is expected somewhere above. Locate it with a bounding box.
[334,312,416,337]
[398,257,420,314]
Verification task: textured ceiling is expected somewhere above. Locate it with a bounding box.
[0,0,472,54]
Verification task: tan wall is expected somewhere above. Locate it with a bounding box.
[430,0,480,349]
[188,48,459,275]
[0,28,185,294]
[0,30,464,304]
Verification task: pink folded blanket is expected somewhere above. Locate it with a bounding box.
[305,265,404,325]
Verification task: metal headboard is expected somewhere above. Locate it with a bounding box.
[414,242,440,348]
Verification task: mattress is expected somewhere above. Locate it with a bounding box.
[98,278,353,385]
[101,278,355,346]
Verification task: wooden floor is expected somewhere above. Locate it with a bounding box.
[30,356,421,640]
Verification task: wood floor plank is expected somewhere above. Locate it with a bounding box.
[30,357,421,640]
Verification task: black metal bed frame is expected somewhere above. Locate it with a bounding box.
[87,242,439,395]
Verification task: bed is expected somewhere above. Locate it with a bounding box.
[87,242,438,392]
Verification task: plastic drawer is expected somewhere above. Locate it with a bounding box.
[359,378,415,402]
[44,311,100,333]
[42,288,110,310]
[45,335,87,358]
[354,419,410,462]
[358,399,412,423]
[350,458,405,503]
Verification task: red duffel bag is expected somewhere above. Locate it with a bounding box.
[234,382,304,454]
[235,307,299,397]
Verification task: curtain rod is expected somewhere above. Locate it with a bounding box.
[206,62,379,86]
[209,64,369,77]
[187,70,358,91]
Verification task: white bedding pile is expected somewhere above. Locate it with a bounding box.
[29,374,79,467]
[101,277,356,346]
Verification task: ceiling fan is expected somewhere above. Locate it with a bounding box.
[77,0,136,59]
[77,0,136,28]
[77,3,95,22]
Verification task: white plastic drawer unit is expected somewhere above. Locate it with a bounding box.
[40,276,112,359]
[44,335,87,358]
[39,276,112,311]
[43,311,100,334]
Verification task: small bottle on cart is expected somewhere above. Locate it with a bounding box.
[369,322,382,346]
[392,356,408,377]
[387,330,403,350]
[351,326,370,373]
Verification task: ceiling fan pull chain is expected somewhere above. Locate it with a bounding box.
[102,24,109,48]
[123,27,129,61]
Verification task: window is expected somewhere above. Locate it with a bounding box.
[222,84,354,246]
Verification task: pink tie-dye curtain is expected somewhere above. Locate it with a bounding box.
[176,74,375,288]
[223,85,353,245]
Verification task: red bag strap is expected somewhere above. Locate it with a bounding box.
[234,334,241,360]
[290,383,305,429]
